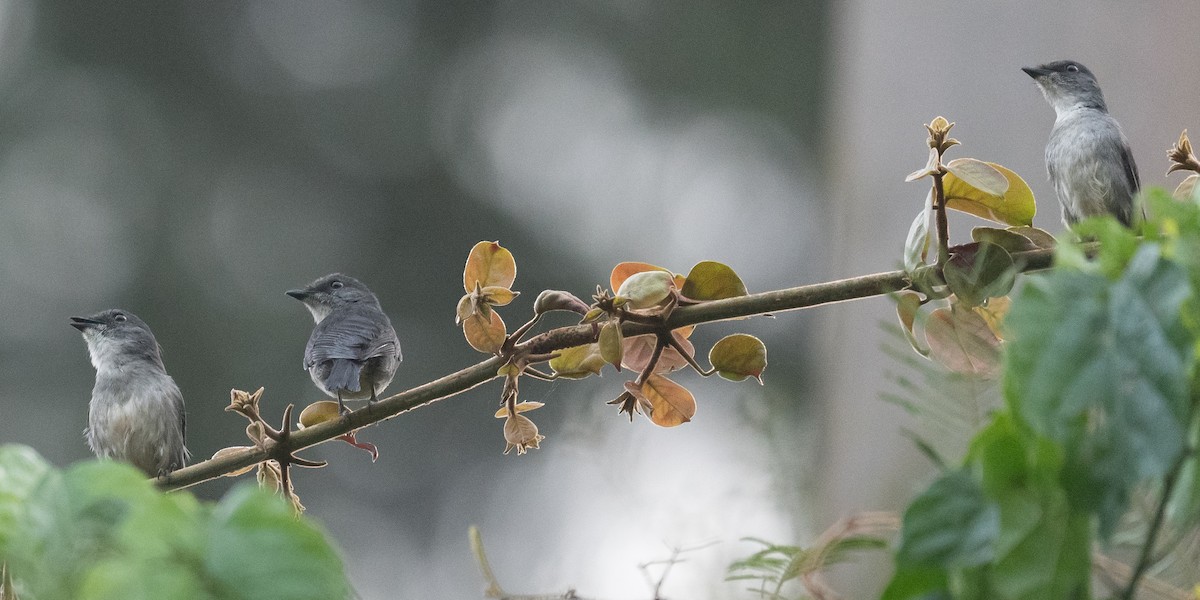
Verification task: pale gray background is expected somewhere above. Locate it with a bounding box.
[0,1,1196,598]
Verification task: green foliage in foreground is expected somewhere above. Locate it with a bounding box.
[885,189,1200,599]
[0,445,349,600]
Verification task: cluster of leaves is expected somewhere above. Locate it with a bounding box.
[726,513,896,600]
[899,117,1054,378]
[885,189,1200,599]
[453,242,769,454]
[0,445,348,600]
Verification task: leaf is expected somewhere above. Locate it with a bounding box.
[481,286,518,307]
[209,447,258,477]
[895,292,930,356]
[709,333,767,383]
[903,192,933,272]
[533,289,589,316]
[206,486,350,599]
[0,445,53,551]
[925,306,1001,378]
[943,242,1015,307]
[972,295,1010,340]
[493,402,544,418]
[463,310,507,354]
[1007,226,1056,249]
[622,332,693,373]
[970,227,1037,253]
[892,469,999,569]
[616,270,676,309]
[1004,244,1193,538]
[642,374,697,427]
[610,262,673,294]
[463,241,516,291]
[945,158,1009,197]
[502,414,544,455]
[297,401,341,428]
[1174,173,1199,201]
[943,162,1036,226]
[680,261,748,300]
[548,343,605,379]
[905,147,940,182]
[598,321,624,369]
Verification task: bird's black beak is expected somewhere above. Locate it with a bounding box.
[286,289,310,301]
[1022,66,1049,79]
[70,316,102,331]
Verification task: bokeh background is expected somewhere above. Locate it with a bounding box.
[1,1,1197,598]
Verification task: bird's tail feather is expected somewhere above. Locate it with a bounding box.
[325,359,363,393]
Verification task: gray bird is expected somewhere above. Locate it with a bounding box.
[287,273,402,414]
[1023,60,1141,227]
[70,309,189,477]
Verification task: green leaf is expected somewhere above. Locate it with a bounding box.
[1067,216,1140,279]
[904,192,933,273]
[598,321,623,369]
[708,333,767,383]
[616,270,676,309]
[206,485,349,600]
[680,260,748,301]
[548,343,605,379]
[943,162,1036,226]
[0,445,53,551]
[1004,244,1193,537]
[970,227,1037,253]
[893,470,999,570]
[943,242,1015,307]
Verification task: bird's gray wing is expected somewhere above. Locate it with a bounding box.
[306,307,398,367]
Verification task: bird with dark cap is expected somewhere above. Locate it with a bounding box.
[288,273,402,414]
[1023,60,1141,227]
[71,309,189,476]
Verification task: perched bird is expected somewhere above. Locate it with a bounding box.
[1023,60,1141,227]
[70,309,189,477]
[288,273,402,414]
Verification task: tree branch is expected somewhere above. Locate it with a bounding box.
[155,247,1056,491]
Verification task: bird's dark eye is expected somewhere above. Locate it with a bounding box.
[1066,64,1079,73]
[114,314,127,323]
[331,281,344,290]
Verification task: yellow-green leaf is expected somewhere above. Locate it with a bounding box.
[463,311,507,354]
[455,294,474,325]
[599,321,624,368]
[943,162,1036,226]
[1007,226,1056,249]
[642,374,697,427]
[680,261,748,301]
[464,241,517,291]
[610,262,672,294]
[708,333,767,383]
[297,401,341,428]
[945,157,1008,197]
[549,343,605,379]
[210,446,258,477]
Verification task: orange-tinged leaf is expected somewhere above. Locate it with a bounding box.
[494,402,545,418]
[925,306,1001,377]
[211,446,258,477]
[610,262,672,293]
[464,241,517,291]
[895,291,930,356]
[616,270,675,309]
[943,162,1036,226]
[642,374,696,427]
[297,401,341,429]
[599,321,624,368]
[681,261,748,301]
[708,333,767,383]
[463,310,507,354]
[549,343,606,379]
[622,332,693,373]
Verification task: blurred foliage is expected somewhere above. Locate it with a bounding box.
[885,189,1200,599]
[0,444,348,600]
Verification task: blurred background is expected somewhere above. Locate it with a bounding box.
[1,1,1197,598]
